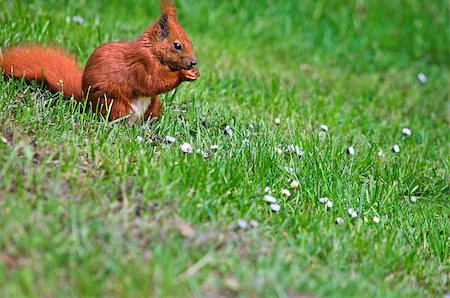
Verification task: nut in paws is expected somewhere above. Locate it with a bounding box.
[180,67,200,81]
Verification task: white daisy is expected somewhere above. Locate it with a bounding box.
[290,180,300,189]
[281,189,291,197]
[263,195,277,203]
[166,135,177,143]
[180,143,193,153]
[270,203,281,212]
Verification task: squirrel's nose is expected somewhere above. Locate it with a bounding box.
[191,59,197,66]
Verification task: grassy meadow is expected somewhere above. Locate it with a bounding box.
[0,0,449,297]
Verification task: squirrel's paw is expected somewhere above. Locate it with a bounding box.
[180,67,200,81]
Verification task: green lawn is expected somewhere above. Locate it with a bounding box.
[0,0,449,297]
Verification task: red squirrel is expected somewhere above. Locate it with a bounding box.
[0,0,200,124]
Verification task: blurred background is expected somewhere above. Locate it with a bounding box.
[1,0,448,74]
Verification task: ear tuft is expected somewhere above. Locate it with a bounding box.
[160,0,177,17]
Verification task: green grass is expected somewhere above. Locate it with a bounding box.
[1,0,449,297]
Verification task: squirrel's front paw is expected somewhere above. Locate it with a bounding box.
[180,67,200,81]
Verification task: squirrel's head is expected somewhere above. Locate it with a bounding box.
[146,0,197,71]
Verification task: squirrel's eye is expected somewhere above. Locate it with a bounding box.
[173,42,182,51]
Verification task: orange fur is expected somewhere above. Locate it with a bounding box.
[0,46,83,100]
[0,0,199,123]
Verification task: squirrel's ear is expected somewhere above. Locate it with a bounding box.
[157,14,169,40]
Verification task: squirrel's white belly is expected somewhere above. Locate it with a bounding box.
[128,97,152,124]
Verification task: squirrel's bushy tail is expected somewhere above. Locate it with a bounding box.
[0,45,83,100]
